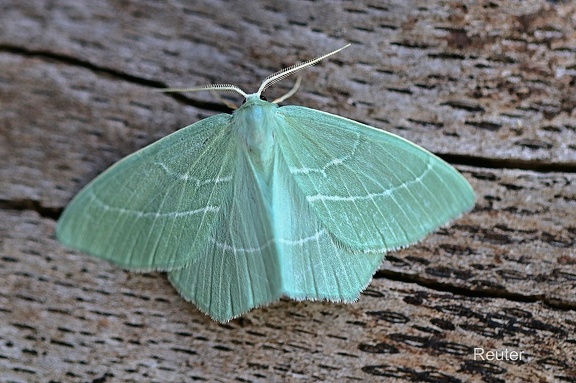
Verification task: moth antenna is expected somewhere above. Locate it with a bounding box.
[157,84,249,99]
[257,44,350,96]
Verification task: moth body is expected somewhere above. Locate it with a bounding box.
[235,95,278,184]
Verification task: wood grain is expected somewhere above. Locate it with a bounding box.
[1,1,575,382]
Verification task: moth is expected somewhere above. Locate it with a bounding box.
[57,45,474,322]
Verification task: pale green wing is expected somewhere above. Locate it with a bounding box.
[57,114,237,270]
[276,106,475,251]
[273,156,384,302]
[169,150,282,322]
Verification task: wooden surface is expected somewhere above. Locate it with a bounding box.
[1,1,575,382]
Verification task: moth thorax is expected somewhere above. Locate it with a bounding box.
[238,104,276,174]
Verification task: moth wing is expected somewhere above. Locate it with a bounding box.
[277,106,475,252]
[168,149,282,322]
[273,157,384,302]
[57,114,238,270]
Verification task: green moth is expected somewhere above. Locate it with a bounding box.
[57,45,474,322]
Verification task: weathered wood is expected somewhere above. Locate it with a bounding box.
[1,1,575,382]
